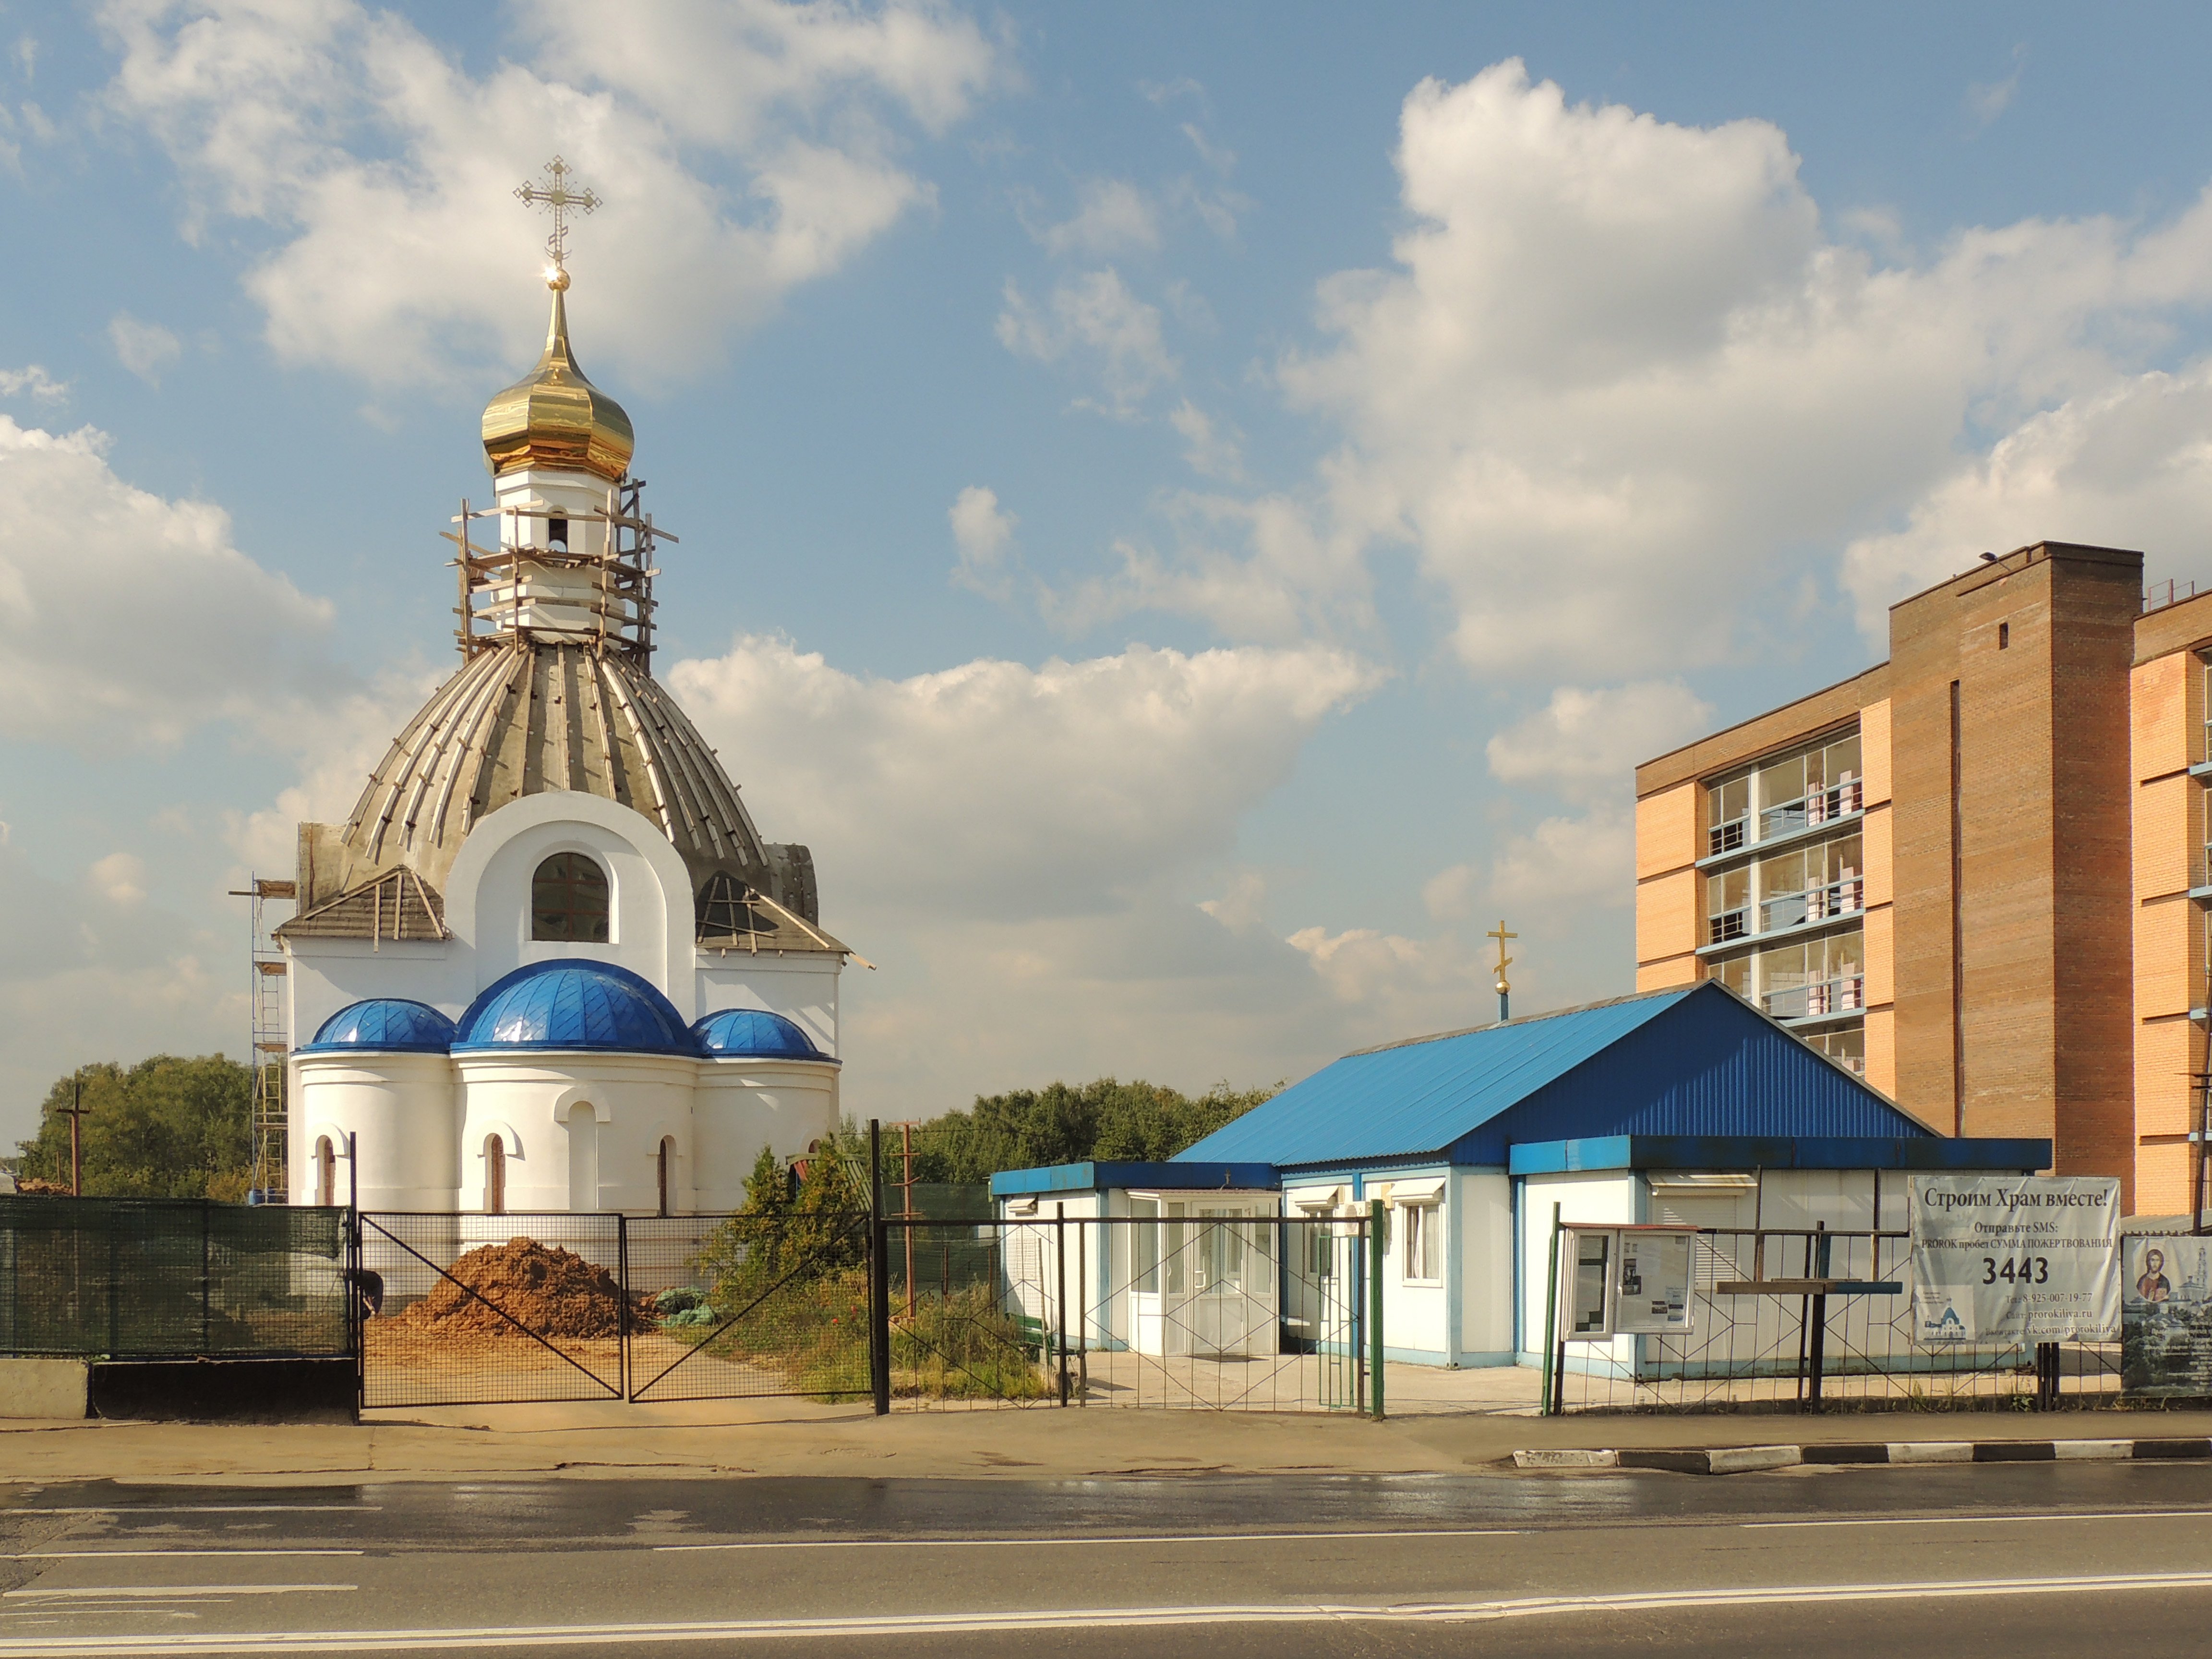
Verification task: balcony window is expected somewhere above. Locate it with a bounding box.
[1805,1026,1866,1077]
[1707,775,1750,856]
[1705,728,1862,860]
[1724,929,1864,1022]
[1754,834,1863,936]
[1707,866,1750,944]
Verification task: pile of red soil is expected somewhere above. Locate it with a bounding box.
[395,1238,653,1340]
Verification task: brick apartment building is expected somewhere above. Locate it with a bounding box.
[1635,541,2212,1215]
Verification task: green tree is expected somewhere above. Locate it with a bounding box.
[12,1056,255,1201]
[907,1078,1276,1183]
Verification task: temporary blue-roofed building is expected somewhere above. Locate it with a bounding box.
[992,982,2049,1370]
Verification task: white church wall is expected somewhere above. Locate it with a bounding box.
[1369,1169,1450,1362]
[1454,1168,1514,1366]
[692,1058,839,1211]
[286,941,461,1054]
[442,791,697,1015]
[696,953,842,1058]
[290,1052,457,1211]
[454,1051,695,1213]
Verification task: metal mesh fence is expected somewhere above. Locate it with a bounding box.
[0,1197,348,1359]
[626,1212,873,1403]
[1551,1227,2124,1411]
[359,1212,625,1408]
[886,1217,1372,1412]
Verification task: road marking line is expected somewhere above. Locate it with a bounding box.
[2,1586,356,1601]
[654,1527,1525,1551]
[6,1572,2212,1653]
[3,1551,365,1561]
[4,1506,379,1516]
[1743,1509,2212,1529]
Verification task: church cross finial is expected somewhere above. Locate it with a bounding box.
[515,156,601,278]
[1488,919,1517,1022]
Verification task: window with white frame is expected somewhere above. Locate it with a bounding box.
[1401,1199,1443,1284]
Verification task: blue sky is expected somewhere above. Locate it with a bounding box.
[7,1,2212,1147]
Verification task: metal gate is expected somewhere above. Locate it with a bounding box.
[357,1210,876,1408]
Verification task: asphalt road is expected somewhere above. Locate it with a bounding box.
[4,1465,2212,1655]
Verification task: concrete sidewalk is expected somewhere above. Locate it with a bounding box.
[8,1393,2212,1487]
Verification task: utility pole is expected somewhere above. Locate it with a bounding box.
[1488,920,1518,1024]
[58,1071,90,1197]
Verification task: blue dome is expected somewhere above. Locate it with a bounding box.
[454,959,696,1055]
[301,998,456,1054]
[693,1008,832,1062]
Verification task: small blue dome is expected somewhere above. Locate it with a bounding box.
[693,1008,832,1062]
[454,959,695,1055]
[301,998,456,1054]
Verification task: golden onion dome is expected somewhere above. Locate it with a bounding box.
[480,273,635,481]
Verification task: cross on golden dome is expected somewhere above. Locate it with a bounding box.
[515,156,601,285]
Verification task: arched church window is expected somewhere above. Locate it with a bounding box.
[696,872,766,941]
[485,1134,506,1215]
[657,1137,674,1218]
[532,852,609,942]
[547,516,569,551]
[315,1136,336,1208]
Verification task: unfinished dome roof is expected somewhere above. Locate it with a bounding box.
[326,639,774,902]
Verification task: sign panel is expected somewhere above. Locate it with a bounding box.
[2121,1236,2212,1396]
[1613,1229,1696,1335]
[1908,1175,2120,1344]
[1557,1226,1697,1341]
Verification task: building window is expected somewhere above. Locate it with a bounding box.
[1707,775,1750,855]
[658,1137,676,1217]
[1707,927,1865,1023]
[547,516,569,551]
[1753,834,1863,935]
[1806,1026,1866,1077]
[1707,866,1750,943]
[1997,621,2009,649]
[1402,1201,1442,1284]
[1132,1196,1161,1293]
[1706,729,1863,859]
[532,852,609,942]
[484,1134,506,1215]
[315,1135,336,1208]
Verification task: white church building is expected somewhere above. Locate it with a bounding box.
[276,259,848,1215]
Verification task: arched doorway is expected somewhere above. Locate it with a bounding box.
[315,1136,336,1208]
[484,1134,506,1215]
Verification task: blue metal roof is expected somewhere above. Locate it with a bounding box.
[1509,1135,2050,1174]
[453,959,695,1055]
[300,998,456,1054]
[990,1160,1281,1198]
[1180,983,1934,1171]
[693,1008,832,1062]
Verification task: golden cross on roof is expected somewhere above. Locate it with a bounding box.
[1488,919,1516,989]
[515,156,601,273]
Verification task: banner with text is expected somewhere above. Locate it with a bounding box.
[1909,1175,2120,1344]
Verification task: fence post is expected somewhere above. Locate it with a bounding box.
[1368,1198,1385,1419]
[1806,1221,1829,1412]
[869,1119,890,1416]
[617,1214,631,1403]
[1539,1202,1561,1417]
[201,1199,212,1357]
[1076,1218,1088,1407]
[1055,1203,1070,1407]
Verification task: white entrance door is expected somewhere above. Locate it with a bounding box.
[1129,1196,1165,1354]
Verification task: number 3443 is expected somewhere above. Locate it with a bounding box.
[1982,1256,2050,1285]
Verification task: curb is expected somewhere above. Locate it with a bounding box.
[1512,1437,2212,1475]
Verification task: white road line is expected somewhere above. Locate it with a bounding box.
[4,1506,379,1516]
[2,1586,357,1601]
[1743,1509,2212,1529]
[4,1550,365,1561]
[5,1571,2212,1654]
[654,1527,1524,1551]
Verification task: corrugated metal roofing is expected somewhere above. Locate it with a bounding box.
[1180,983,1931,1171]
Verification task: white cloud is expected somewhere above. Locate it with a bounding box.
[1169,399,1244,481]
[108,313,180,385]
[948,483,1018,598]
[671,633,1383,918]
[0,365,64,401]
[1286,923,1481,1016]
[1485,681,1716,803]
[1422,862,1476,922]
[1198,867,1269,933]
[1035,178,1159,258]
[1967,45,2026,131]
[87,852,145,907]
[97,0,1000,387]
[1843,364,2212,628]
[996,269,1177,416]
[0,414,331,747]
[1081,60,2212,676]
[1489,806,1634,910]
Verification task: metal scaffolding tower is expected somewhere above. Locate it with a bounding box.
[234,876,296,1201]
